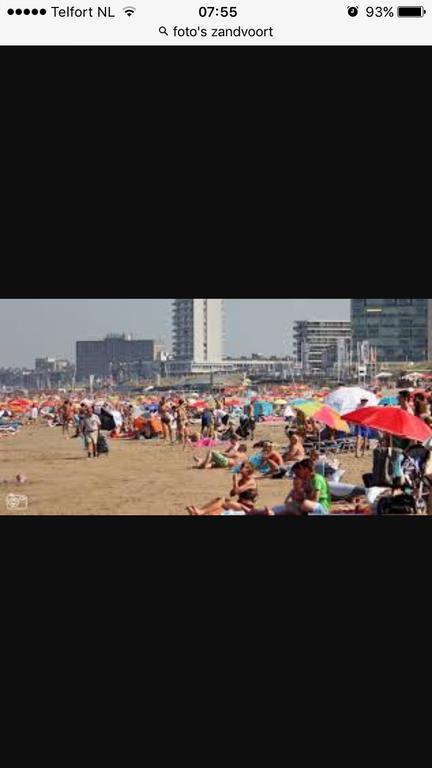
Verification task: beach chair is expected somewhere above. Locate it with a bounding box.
[334,437,357,454]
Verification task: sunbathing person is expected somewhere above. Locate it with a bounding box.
[188,463,258,515]
[282,434,305,464]
[263,434,307,480]
[225,437,242,455]
[193,438,248,470]
[259,442,284,475]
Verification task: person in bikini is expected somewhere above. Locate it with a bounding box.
[61,400,74,437]
[258,442,284,475]
[193,438,248,470]
[175,399,188,447]
[159,397,174,445]
[187,462,258,515]
[283,434,305,463]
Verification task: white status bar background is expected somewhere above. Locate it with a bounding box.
[0,1,431,45]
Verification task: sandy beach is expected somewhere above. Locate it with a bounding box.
[0,423,370,516]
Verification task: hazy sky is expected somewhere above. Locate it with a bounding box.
[0,299,350,367]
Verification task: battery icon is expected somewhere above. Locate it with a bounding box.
[397,6,426,15]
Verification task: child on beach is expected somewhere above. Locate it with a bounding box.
[183,423,200,450]
[29,403,39,425]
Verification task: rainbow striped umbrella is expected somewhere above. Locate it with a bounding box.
[292,401,350,434]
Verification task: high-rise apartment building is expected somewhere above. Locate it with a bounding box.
[293,321,352,375]
[172,300,224,366]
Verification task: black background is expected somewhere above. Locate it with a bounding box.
[1,45,429,647]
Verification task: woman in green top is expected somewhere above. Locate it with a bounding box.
[266,459,331,516]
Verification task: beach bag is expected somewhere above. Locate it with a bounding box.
[220,429,235,441]
[377,494,416,516]
[97,434,109,454]
[236,423,250,439]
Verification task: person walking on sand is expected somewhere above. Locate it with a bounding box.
[61,399,74,438]
[175,399,188,448]
[83,406,101,459]
[159,397,174,445]
[201,407,216,439]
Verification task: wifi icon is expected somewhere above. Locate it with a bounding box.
[123,6,136,16]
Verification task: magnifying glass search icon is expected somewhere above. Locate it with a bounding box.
[159,26,169,35]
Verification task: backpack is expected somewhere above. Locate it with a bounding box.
[97,434,109,454]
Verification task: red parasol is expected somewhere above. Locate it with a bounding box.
[343,407,432,442]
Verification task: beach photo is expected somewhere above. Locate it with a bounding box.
[1,298,432,516]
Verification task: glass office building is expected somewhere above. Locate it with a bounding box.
[351,299,431,362]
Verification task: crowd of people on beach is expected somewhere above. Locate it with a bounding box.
[4,384,432,515]
[170,387,432,516]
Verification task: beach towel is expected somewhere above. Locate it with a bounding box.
[195,438,220,448]
[232,453,266,475]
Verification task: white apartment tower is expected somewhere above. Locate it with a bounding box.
[172,299,224,364]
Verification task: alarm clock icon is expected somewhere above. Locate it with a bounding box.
[348,6,359,15]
